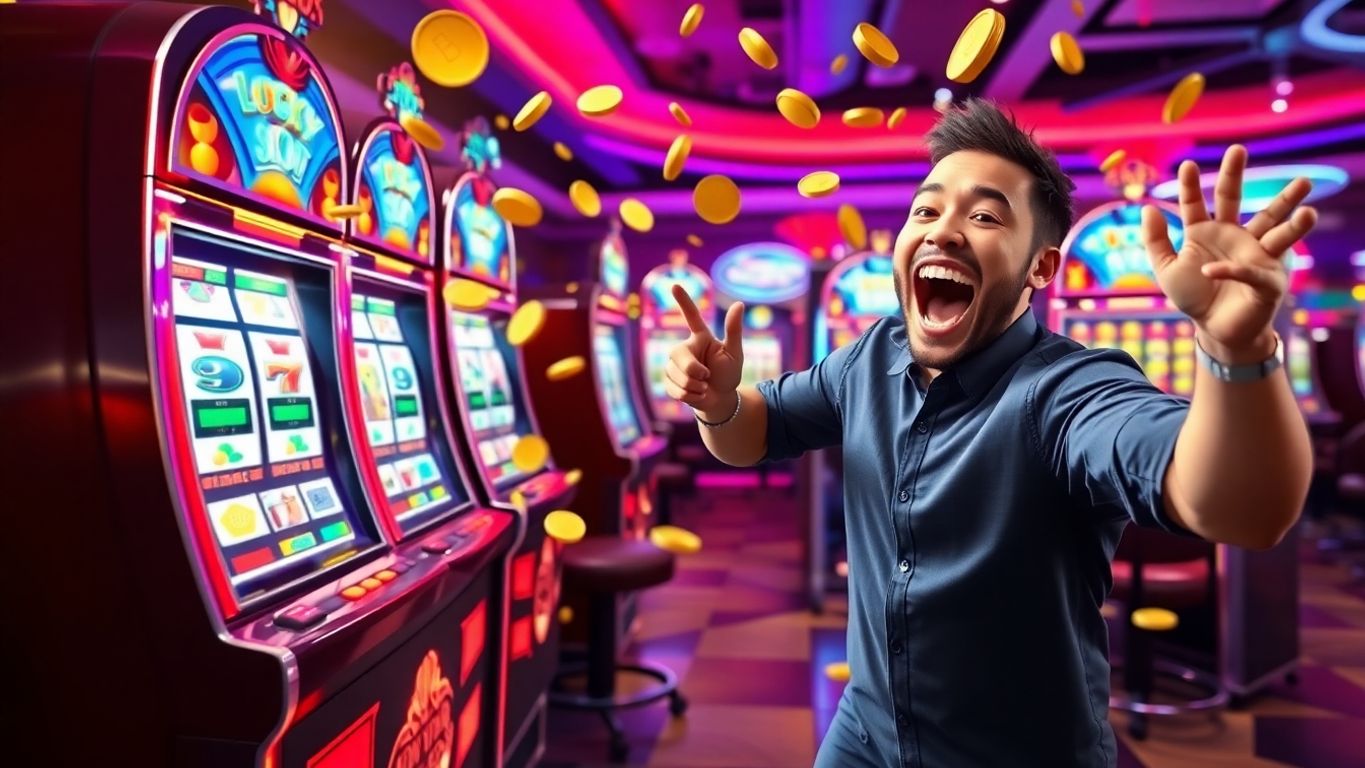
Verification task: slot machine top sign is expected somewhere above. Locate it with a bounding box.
[1057,201,1184,296]
[711,242,810,304]
[446,119,513,286]
[169,0,345,229]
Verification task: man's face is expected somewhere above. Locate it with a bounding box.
[893,150,1042,372]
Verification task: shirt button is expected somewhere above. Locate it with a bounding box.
[916,419,928,433]
[897,713,909,728]
[899,559,910,573]
[898,489,909,503]
[890,641,903,654]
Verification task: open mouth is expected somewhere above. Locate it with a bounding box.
[912,261,977,335]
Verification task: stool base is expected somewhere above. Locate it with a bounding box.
[550,660,688,763]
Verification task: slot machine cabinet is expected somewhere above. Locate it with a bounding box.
[1,5,512,767]
[437,118,579,768]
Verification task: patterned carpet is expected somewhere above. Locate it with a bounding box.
[543,478,1365,767]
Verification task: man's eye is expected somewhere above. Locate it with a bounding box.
[913,207,936,217]
[971,213,1001,224]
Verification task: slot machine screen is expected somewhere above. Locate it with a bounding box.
[165,225,378,606]
[1060,313,1196,397]
[350,283,471,535]
[817,255,898,360]
[593,324,643,448]
[448,311,538,488]
[741,334,784,387]
[644,330,690,421]
[1284,328,1322,413]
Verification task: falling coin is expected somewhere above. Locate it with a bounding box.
[411,10,489,87]
[507,300,547,346]
[553,142,573,161]
[564,468,583,486]
[577,84,624,117]
[830,53,848,74]
[444,278,495,310]
[328,203,363,219]
[798,171,840,198]
[1050,31,1084,75]
[513,91,552,131]
[400,114,444,151]
[559,606,574,624]
[491,188,543,227]
[825,662,851,682]
[687,234,704,247]
[838,204,868,250]
[776,88,821,129]
[620,198,655,232]
[650,524,702,554]
[1072,0,1085,19]
[693,175,742,224]
[679,3,704,38]
[669,101,693,127]
[887,106,908,130]
[842,107,884,128]
[512,434,550,473]
[545,510,586,544]
[853,22,899,67]
[568,180,601,217]
[494,114,510,130]
[946,8,1006,84]
[1100,149,1127,172]
[546,356,587,381]
[1163,72,1205,124]
[738,27,778,70]
[663,134,693,181]
[509,490,526,510]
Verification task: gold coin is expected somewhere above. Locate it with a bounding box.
[553,141,573,162]
[444,278,495,310]
[1163,72,1205,124]
[546,355,587,381]
[509,490,526,511]
[620,198,655,232]
[1050,31,1084,75]
[738,27,778,70]
[798,171,840,198]
[400,114,444,151]
[663,134,693,181]
[544,509,586,544]
[669,101,693,127]
[693,175,742,224]
[649,524,702,554]
[564,468,583,486]
[687,234,704,247]
[776,88,821,129]
[512,434,550,473]
[842,107,884,128]
[838,204,867,250]
[507,300,546,347]
[679,3,704,38]
[513,91,552,132]
[577,85,624,117]
[491,187,543,227]
[569,180,601,217]
[853,22,899,68]
[887,106,908,130]
[947,8,1005,84]
[825,661,851,682]
[494,114,510,130]
[830,53,848,74]
[1072,0,1085,18]
[558,606,574,624]
[1100,149,1126,172]
[328,203,363,219]
[411,10,489,87]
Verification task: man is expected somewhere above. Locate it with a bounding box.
[663,98,1315,767]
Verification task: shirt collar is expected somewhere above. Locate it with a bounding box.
[885,310,1042,398]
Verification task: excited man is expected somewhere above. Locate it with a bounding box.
[663,98,1315,767]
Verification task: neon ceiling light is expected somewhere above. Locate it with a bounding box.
[1302,0,1365,53]
[1151,164,1350,213]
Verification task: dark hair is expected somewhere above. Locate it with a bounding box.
[925,98,1075,254]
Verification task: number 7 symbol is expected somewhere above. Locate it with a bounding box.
[266,362,303,394]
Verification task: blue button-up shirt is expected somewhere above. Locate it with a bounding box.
[757,310,1193,767]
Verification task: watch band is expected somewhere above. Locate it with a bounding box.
[1194,333,1284,383]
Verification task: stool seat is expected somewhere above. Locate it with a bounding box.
[563,536,674,592]
[1109,559,1208,609]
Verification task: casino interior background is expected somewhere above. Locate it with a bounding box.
[4,0,1365,766]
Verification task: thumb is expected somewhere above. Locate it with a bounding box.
[722,301,745,357]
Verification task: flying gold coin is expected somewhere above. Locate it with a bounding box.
[577,85,624,117]
[546,356,586,381]
[568,180,601,218]
[507,300,547,346]
[328,203,363,220]
[411,10,489,87]
[1100,149,1127,172]
[776,88,821,129]
[400,114,444,151]
[738,27,778,70]
[946,8,1006,84]
[830,53,848,74]
[620,198,655,232]
[669,101,693,127]
[545,510,586,544]
[1050,32,1084,75]
[444,278,495,310]
[1163,72,1205,124]
[513,91,552,131]
[559,606,573,624]
[649,525,703,554]
[679,3,704,38]
[838,204,868,250]
[494,114,510,130]
[798,171,840,198]
[564,468,583,486]
[825,662,851,682]
[491,187,543,227]
[663,134,693,181]
[553,142,573,161]
[512,434,550,473]
[687,234,704,247]
[1072,0,1085,18]
[509,490,526,511]
[693,175,742,224]
[887,106,908,130]
[853,22,899,67]
[842,107,884,128]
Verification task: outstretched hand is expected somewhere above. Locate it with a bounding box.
[1142,144,1317,360]
[664,284,746,415]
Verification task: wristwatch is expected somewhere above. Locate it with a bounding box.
[1194,333,1283,383]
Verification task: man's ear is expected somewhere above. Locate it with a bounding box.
[1030,246,1061,290]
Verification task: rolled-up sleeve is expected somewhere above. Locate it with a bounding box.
[754,331,862,463]
[1028,349,1194,534]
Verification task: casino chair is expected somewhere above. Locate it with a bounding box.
[550,526,701,763]
[1106,525,1228,740]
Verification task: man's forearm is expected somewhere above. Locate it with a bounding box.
[1165,331,1313,549]
[696,386,769,467]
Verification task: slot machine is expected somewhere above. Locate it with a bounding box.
[1275,244,1341,427]
[638,249,717,427]
[2,4,513,767]
[710,242,810,395]
[437,118,579,768]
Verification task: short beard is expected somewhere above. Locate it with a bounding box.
[897,258,1033,372]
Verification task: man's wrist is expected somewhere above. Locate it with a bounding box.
[696,389,740,424]
[1195,328,1278,366]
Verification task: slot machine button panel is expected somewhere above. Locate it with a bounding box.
[359,577,383,590]
[340,585,368,600]
[374,569,398,583]
[273,603,326,631]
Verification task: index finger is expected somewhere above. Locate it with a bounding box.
[671,284,710,336]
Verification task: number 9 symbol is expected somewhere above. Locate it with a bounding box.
[391,366,414,391]
[192,355,244,393]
